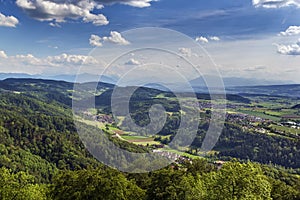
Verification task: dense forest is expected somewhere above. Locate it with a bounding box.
[0,78,299,199]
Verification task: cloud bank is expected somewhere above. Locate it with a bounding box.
[16,0,156,26]
[0,50,98,68]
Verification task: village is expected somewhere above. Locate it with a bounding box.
[226,112,300,138]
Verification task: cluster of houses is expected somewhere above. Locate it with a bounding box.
[95,115,114,124]
[152,149,191,164]
[281,121,300,129]
[227,113,269,125]
[227,112,300,137]
[82,111,114,124]
[152,149,227,169]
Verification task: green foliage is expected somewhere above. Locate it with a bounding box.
[146,169,186,200]
[49,167,145,200]
[0,144,57,183]
[0,167,48,200]
[0,92,99,179]
[203,162,272,200]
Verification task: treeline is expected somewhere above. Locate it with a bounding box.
[0,160,299,200]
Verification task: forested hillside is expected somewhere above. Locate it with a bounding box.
[0,78,299,199]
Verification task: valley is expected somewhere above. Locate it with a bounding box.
[0,78,299,199]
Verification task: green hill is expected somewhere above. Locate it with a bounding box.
[0,78,299,199]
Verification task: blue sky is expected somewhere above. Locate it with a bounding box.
[0,0,300,82]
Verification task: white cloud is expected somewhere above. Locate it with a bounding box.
[178,47,200,58]
[8,53,97,67]
[95,0,156,8]
[16,0,109,26]
[89,31,130,47]
[14,54,43,66]
[0,50,8,59]
[82,13,108,26]
[46,53,98,66]
[125,58,141,65]
[48,45,59,49]
[209,36,220,41]
[178,48,192,57]
[121,0,153,8]
[279,26,300,36]
[195,36,209,43]
[16,0,35,9]
[9,53,98,66]
[252,0,300,8]
[0,12,19,27]
[16,0,155,26]
[102,31,130,45]
[49,22,61,28]
[89,34,103,47]
[0,52,99,74]
[275,39,300,55]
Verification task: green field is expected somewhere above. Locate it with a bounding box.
[270,124,300,135]
[237,109,281,121]
[121,135,160,145]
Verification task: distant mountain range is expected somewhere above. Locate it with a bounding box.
[227,84,300,98]
[0,73,294,91]
[0,75,299,98]
[0,73,117,84]
[189,76,291,88]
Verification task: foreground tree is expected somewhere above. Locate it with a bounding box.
[203,162,272,200]
[0,167,47,200]
[50,167,145,200]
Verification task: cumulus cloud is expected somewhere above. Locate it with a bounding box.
[195,36,209,43]
[89,34,103,47]
[195,36,220,43]
[252,0,300,8]
[102,31,130,45]
[46,53,98,65]
[125,58,141,65]
[279,26,300,36]
[5,52,97,67]
[275,39,300,55]
[16,0,109,26]
[89,31,130,47]
[0,52,99,74]
[0,50,8,59]
[0,12,19,27]
[14,54,44,66]
[16,0,156,26]
[0,53,44,74]
[209,36,220,41]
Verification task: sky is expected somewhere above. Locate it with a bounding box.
[0,0,300,83]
